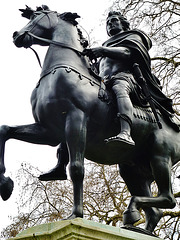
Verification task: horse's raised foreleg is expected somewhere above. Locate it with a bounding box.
[64,109,87,219]
[0,123,59,201]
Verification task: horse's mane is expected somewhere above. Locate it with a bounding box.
[59,12,80,26]
[59,12,89,48]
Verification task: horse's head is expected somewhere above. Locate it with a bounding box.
[13,5,86,51]
[13,5,60,48]
[13,5,91,71]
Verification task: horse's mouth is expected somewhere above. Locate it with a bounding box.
[13,31,33,48]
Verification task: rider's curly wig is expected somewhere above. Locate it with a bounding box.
[107,11,130,31]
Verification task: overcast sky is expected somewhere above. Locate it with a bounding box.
[0,0,111,233]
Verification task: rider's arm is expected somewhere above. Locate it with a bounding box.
[87,46,131,60]
[101,46,131,59]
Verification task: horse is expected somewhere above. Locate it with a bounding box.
[0,5,179,233]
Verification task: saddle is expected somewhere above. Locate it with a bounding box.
[89,65,180,132]
[97,83,180,132]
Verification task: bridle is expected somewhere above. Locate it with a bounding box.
[24,11,85,67]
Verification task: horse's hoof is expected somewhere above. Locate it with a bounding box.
[145,209,163,232]
[0,176,14,201]
[123,209,141,225]
[63,213,83,220]
[38,168,67,181]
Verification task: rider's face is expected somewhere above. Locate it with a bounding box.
[106,15,124,36]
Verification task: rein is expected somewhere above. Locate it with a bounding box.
[26,31,101,84]
[27,31,83,55]
[29,47,42,68]
[27,31,84,68]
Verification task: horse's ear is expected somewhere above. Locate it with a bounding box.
[42,5,50,11]
[19,5,34,19]
[36,5,50,11]
[60,12,80,26]
[72,13,81,20]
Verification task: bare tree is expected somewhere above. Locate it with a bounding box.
[1,163,73,238]
[1,162,130,238]
[1,161,179,239]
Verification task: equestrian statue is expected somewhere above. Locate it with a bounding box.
[0,5,179,234]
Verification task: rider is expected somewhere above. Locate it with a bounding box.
[39,11,174,181]
[86,11,174,145]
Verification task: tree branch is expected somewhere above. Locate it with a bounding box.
[151,57,180,68]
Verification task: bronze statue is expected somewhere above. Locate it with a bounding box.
[40,11,176,181]
[0,5,179,234]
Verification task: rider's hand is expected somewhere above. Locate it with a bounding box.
[82,47,104,62]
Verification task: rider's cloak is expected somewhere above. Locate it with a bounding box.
[102,29,174,114]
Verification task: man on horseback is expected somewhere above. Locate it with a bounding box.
[39,11,174,181]
[94,11,136,146]
[85,11,174,146]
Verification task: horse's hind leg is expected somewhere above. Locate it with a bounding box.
[125,156,175,232]
[0,123,59,201]
[127,158,176,210]
[119,164,162,232]
[39,142,69,181]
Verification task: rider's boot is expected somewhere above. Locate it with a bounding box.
[38,142,69,181]
[105,97,135,147]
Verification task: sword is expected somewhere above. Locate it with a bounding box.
[133,63,162,129]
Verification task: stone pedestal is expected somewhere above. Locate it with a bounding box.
[11,218,162,240]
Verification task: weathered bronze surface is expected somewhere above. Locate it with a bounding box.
[0,6,179,234]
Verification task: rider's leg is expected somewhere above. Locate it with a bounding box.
[38,142,69,181]
[105,79,135,146]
